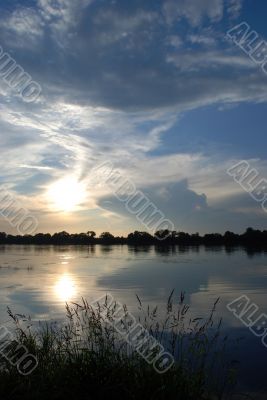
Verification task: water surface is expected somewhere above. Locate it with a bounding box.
[0,244,267,393]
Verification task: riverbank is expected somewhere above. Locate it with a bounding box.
[0,295,236,400]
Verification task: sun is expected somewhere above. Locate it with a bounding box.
[47,176,86,212]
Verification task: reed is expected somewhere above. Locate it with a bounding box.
[0,293,237,400]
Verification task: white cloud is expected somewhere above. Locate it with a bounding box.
[0,8,44,48]
[1,0,266,235]
[188,34,216,46]
[227,0,243,19]
[38,0,93,27]
[163,0,224,26]
[167,35,183,48]
[1,91,267,234]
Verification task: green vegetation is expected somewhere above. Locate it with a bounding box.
[0,294,237,399]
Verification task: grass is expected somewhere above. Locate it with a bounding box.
[0,293,238,400]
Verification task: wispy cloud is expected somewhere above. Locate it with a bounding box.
[1,0,267,234]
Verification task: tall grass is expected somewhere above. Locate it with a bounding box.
[0,293,237,400]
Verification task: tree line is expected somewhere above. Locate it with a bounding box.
[0,228,267,246]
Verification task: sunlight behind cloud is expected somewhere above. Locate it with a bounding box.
[47,176,87,212]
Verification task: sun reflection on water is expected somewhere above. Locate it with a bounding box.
[54,274,77,302]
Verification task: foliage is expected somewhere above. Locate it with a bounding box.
[0,294,238,400]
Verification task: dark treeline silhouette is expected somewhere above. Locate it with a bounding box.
[0,227,267,247]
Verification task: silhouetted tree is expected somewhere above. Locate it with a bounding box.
[0,228,266,246]
[87,231,96,238]
[127,231,153,244]
[52,231,70,244]
[99,232,115,243]
[154,230,171,240]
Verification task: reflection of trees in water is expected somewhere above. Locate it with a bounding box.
[0,228,267,252]
[99,245,114,254]
[128,245,153,254]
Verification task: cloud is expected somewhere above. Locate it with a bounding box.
[163,0,224,26]
[187,34,216,46]
[98,179,208,229]
[38,0,94,29]
[0,7,44,49]
[167,35,183,49]
[0,0,251,114]
[19,165,53,170]
[1,0,267,235]
[227,0,244,19]
[1,77,267,233]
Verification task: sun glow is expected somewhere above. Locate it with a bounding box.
[54,274,76,302]
[47,177,86,212]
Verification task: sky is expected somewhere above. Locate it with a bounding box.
[1,0,267,235]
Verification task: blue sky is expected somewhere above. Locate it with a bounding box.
[1,0,267,235]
